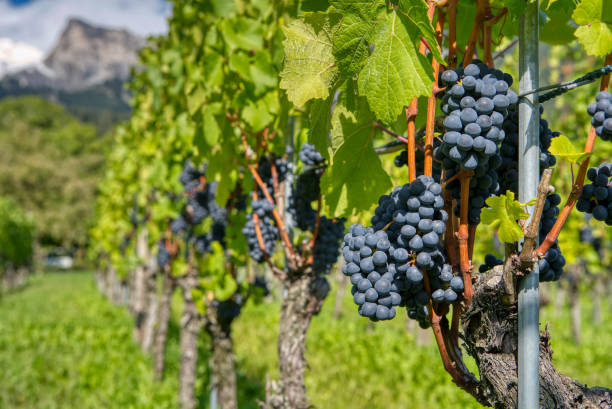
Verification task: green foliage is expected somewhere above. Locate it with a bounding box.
[549,134,591,164]
[481,191,531,243]
[0,97,105,248]
[0,197,34,271]
[572,0,612,56]
[280,13,340,107]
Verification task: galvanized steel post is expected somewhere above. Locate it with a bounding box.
[518,1,541,408]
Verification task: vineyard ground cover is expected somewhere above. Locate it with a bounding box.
[1,272,610,409]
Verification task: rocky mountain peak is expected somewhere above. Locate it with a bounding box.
[43,17,144,91]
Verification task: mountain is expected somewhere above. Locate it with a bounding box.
[0,18,145,132]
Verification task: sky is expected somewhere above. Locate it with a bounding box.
[0,0,172,73]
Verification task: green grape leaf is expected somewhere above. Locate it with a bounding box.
[220,17,264,51]
[203,104,221,146]
[549,134,591,164]
[331,1,385,77]
[357,10,433,124]
[280,12,341,107]
[540,0,577,45]
[187,86,207,115]
[242,92,278,132]
[229,52,252,80]
[308,95,334,157]
[481,190,530,243]
[250,52,277,93]
[572,0,612,56]
[321,99,392,216]
[397,0,445,64]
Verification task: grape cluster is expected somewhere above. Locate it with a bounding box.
[478,254,503,273]
[498,106,559,194]
[393,144,442,182]
[579,218,602,253]
[242,198,279,262]
[577,163,612,225]
[538,193,565,281]
[343,177,463,326]
[298,143,325,166]
[170,215,189,234]
[587,91,612,140]
[179,160,207,191]
[212,294,243,328]
[255,154,289,197]
[312,216,345,273]
[290,169,321,230]
[157,239,171,268]
[436,61,517,171]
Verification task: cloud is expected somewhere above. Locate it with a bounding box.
[0,38,44,76]
[0,0,171,53]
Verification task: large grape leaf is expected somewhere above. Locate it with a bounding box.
[321,100,392,216]
[280,12,341,107]
[540,0,577,45]
[331,1,386,76]
[572,0,612,57]
[308,95,335,157]
[397,0,445,64]
[357,10,433,124]
[481,191,530,243]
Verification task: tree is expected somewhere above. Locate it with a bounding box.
[0,96,107,249]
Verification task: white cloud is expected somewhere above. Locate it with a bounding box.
[0,0,171,53]
[0,38,44,76]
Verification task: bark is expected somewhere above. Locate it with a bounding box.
[205,304,238,409]
[141,266,159,353]
[132,229,150,344]
[461,266,612,408]
[265,271,327,409]
[178,273,202,409]
[154,272,174,380]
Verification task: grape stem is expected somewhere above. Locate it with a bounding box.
[446,0,458,69]
[493,38,518,61]
[425,266,479,393]
[424,4,445,177]
[520,168,552,263]
[484,8,508,66]
[405,102,418,183]
[536,52,612,257]
[374,123,409,144]
[456,171,474,306]
[463,0,489,67]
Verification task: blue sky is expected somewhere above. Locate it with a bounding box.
[0,0,172,53]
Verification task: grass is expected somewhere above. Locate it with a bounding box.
[0,272,610,408]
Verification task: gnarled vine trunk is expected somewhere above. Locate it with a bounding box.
[178,273,201,409]
[132,229,150,344]
[265,270,327,409]
[462,266,612,408]
[205,304,238,409]
[141,263,158,353]
[154,272,174,380]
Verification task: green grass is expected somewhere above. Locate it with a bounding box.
[0,272,610,409]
